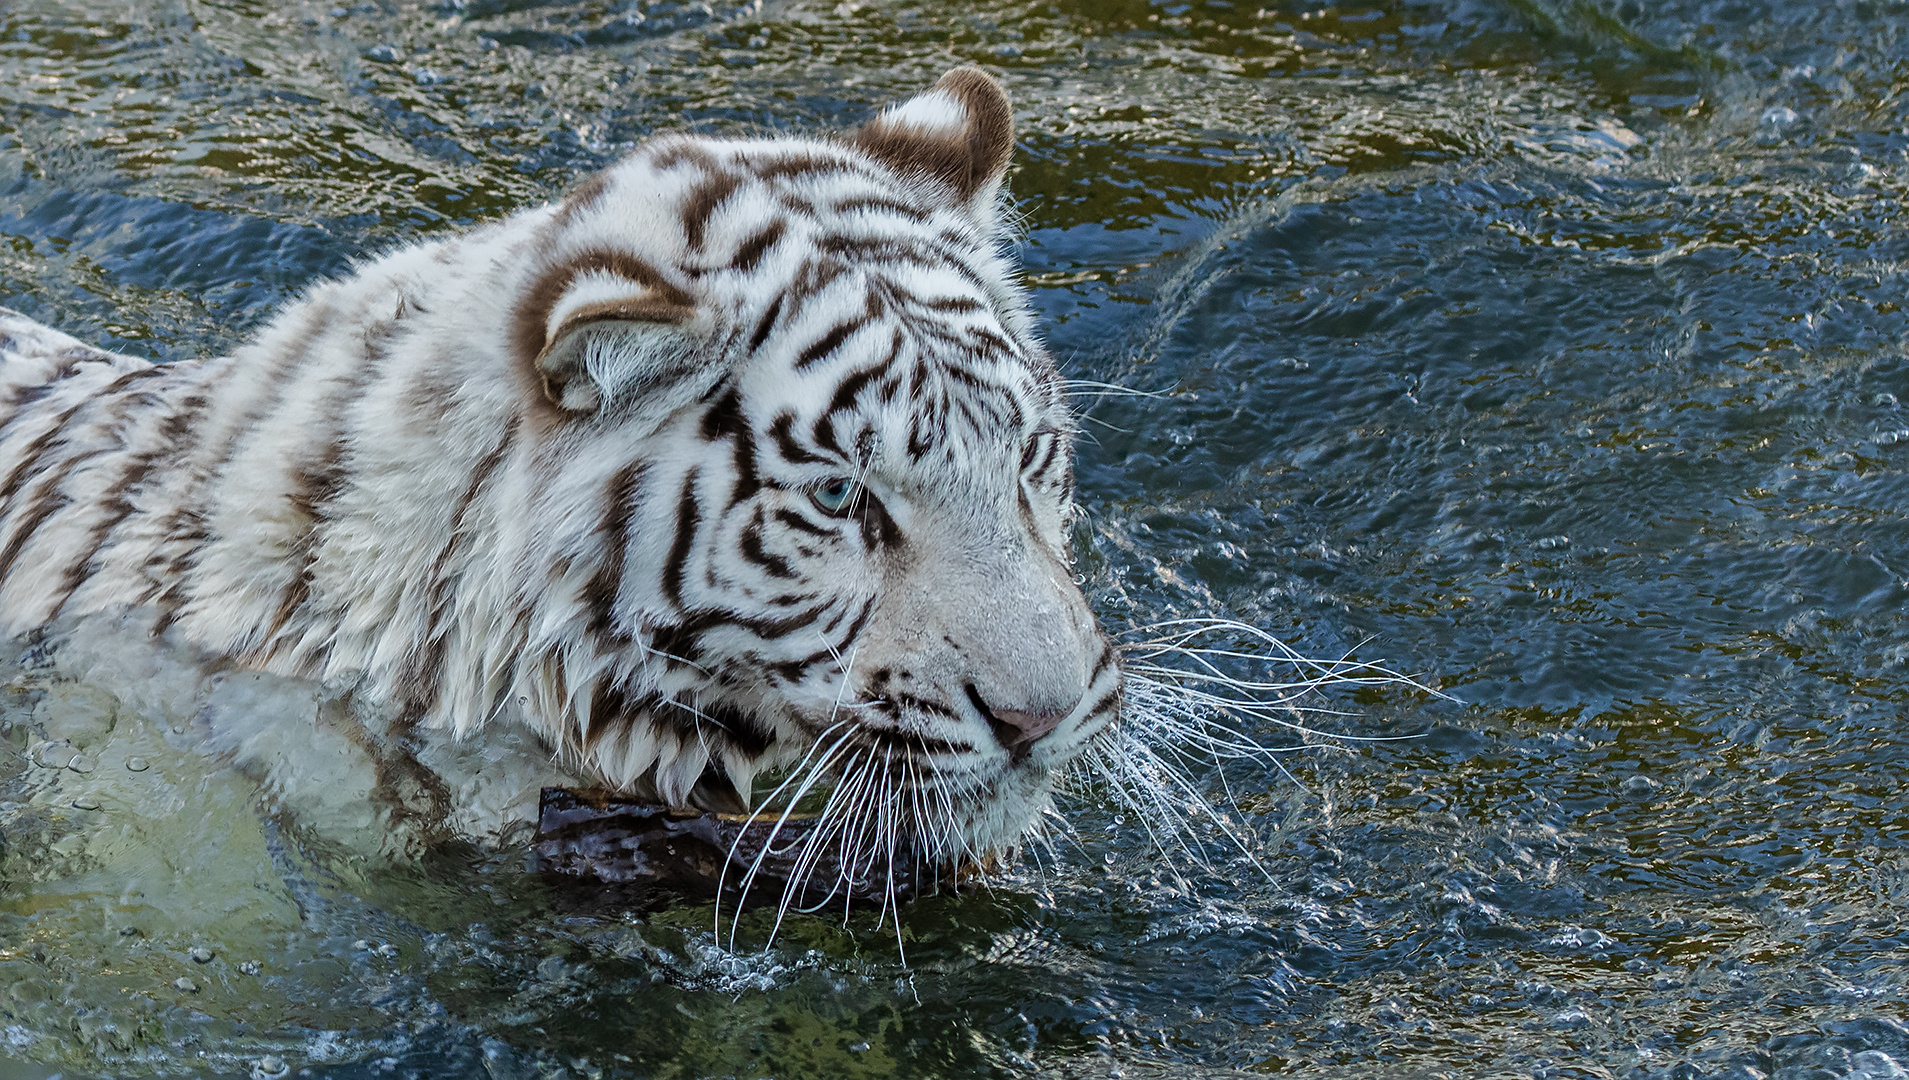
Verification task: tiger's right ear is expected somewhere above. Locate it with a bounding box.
[513,252,701,416]
[850,67,1014,220]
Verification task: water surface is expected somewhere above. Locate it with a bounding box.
[3,1,1908,1077]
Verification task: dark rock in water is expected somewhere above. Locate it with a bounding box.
[532,787,952,910]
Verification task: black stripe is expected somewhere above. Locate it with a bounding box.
[260,316,399,646]
[703,699,773,759]
[821,361,888,427]
[919,295,982,312]
[699,388,745,442]
[768,412,827,465]
[683,172,743,250]
[0,395,100,511]
[747,294,784,353]
[584,455,646,640]
[582,684,663,752]
[794,319,864,370]
[662,468,700,610]
[783,259,848,320]
[817,235,990,293]
[969,327,1015,355]
[728,419,760,508]
[54,383,215,617]
[831,195,930,221]
[731,220,786,273]
[857,493,902,551]
[395,421,522,714]
[773,507,830,537]
[0,360,155,584]
[738,509,795,579]
[777,594,878,677]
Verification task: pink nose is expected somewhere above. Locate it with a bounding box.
[965,684,1075,763]
[994,708,1067,746]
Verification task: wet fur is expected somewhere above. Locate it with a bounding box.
[0,69,1121,873]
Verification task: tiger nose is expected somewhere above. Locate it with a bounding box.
[993,708,1067,748]
[966,684,1071,760]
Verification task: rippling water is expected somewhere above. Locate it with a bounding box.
[3,1,1908,1077]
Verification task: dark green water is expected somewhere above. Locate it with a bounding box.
[3,1,1908,1077]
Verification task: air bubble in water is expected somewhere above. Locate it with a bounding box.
[125,756,150,772]
[30,742,71,768]
[189,946,215,964]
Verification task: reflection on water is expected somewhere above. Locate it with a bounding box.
[4,0,1909,1077]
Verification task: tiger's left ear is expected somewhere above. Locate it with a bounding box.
[850,67,1014,220]
[513,253,703,416]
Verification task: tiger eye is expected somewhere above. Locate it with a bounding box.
[812,478,856,515]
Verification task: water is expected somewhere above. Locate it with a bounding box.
[3,0,1909,1076]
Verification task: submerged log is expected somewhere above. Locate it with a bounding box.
[532,787,954,910]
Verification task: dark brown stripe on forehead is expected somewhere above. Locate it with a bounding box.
[817,234,991,294]
[918,295,982,313]
[831,195,931,221]
[767,412,827,465]
[782,257,849,321]
[731,220,786,274]
[794,319,865,370]
[746,152,865,182]
[698,387,745,442]
[556,170,611,226]
[650,140,721,173]
[822,359,888,422]
[682,172,742,251]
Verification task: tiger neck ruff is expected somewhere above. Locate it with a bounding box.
[0,68,1119,864]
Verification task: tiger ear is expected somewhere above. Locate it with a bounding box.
[515,256,701,415]
[850,67,1014,219]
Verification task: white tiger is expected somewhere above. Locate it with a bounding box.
[0,68,1119,875]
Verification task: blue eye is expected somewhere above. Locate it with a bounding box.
[811,478,856,515]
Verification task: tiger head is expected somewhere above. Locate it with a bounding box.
[503,68,1118,862]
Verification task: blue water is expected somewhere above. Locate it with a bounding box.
[4,1,1909,1077]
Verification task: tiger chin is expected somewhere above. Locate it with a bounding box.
[0,68,1121,878]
